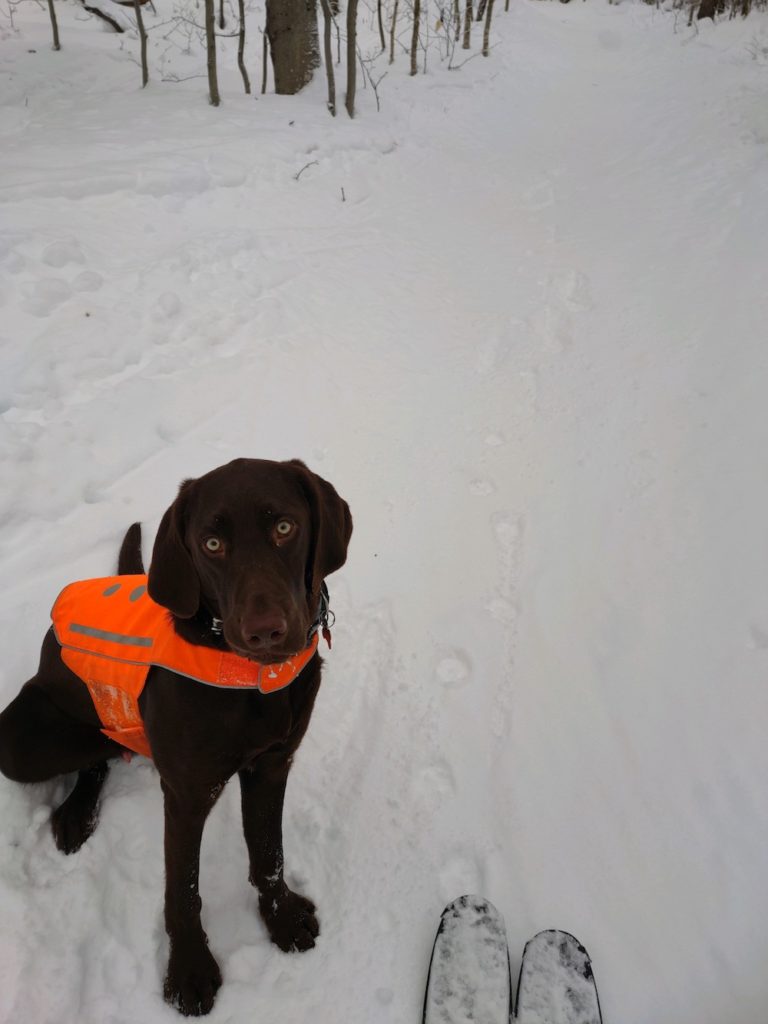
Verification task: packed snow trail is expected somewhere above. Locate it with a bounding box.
[1,3,767,1023]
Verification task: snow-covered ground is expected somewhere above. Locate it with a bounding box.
[1,2,768,1021]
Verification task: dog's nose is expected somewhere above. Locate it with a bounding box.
[242,612,288,648]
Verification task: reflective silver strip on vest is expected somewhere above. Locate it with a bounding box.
[69,623,154,647]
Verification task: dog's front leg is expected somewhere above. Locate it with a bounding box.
[239,753,319,953]
[161,778,223,1017]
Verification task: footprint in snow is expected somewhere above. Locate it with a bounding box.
[475,318,525,375]
[486,596,518,626]
[551,268,593,312]
[415,759,457,804]
[492,512,525,603]
[438,850,486,904]
[4,251,26,274]
[21,278,72,317]
[470,478,495,496]
[521,180,554,212]
[493,512,523,555]
[435,649,472,688]
[71,271,103,293]
[152,292,181,320]
[41,239,85,268]
[529,303,573,352]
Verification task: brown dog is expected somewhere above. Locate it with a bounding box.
[0,458,352,1017]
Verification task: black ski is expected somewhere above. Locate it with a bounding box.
[423,895,512,1024]
[515,929,603,1024]
[423,899,603,1024]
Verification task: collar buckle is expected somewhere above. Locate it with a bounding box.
[309,582,335,648]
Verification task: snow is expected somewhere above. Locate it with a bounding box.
[1,1,768,1022]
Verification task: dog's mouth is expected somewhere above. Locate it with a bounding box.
[218,604,312,665]
[227,640,305,665]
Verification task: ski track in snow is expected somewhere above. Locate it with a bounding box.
[2,3,768,1023]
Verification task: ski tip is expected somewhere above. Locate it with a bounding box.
[441,894,504,919]
[523,929,594,979]
[516,929,602,1024]
[424,895,512,1024]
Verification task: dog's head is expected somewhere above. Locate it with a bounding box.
[147,458,352,663]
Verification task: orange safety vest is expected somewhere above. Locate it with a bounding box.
[51,575,319,759]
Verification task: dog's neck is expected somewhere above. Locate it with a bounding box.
[170,603,229,650]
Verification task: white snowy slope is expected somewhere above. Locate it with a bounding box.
[1,2,767,1022]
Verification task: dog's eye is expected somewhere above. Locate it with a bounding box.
[203,537,223,554]
[274,520,294,540]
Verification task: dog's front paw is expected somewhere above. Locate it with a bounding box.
[51,795,99,854]
[164,943,222,1017]
[259,886,319,952]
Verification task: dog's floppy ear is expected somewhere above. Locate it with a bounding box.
[147,479,200,618]
[289,460,352,596]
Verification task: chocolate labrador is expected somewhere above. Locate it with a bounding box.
[0,458,352,1016]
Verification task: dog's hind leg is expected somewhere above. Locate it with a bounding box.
[0,681,124,852]
[0,681,120,780]
[51,760,111,853]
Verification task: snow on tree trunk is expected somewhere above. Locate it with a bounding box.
[266,0,320,96]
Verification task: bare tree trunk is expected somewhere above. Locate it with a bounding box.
[462,0,472,48]
[345,0,357,116]
[423,0,428,73]
[389,0,398,62]
[237,0,250,93]
[453,0,460,39]
[218,0,225,28]
[133,0,148,84]
[205,0,220,105]
[47,0,61,48]
[482,0,493,54]
[377,0,385,50]
[504,0,509,11]
[320,0,336,114]
[410,0,420,74]
[477,0,486,18]
[266,0,320,95]
[262,30,268,93]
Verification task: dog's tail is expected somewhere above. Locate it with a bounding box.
[117,522,145,575]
